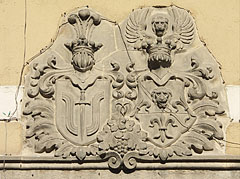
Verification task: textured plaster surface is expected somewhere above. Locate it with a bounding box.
[0,1,239,161]
[0,1,239,176]
[0,86,23,119]
[226,86,240,122]
[0,0,239,85]
[226,123,240,155]
[0,121,23,155]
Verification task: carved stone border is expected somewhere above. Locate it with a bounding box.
[21,6,234,172]
[0,155,240,170]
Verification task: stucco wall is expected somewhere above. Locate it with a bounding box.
[0,0,239,177]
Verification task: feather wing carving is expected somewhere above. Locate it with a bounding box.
[125,8,152,48]
[168,6,195,45]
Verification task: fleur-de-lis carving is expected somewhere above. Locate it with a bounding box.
[149,114,177,143]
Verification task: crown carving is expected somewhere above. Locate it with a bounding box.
[65,8,103,72]
[144,37,176,69]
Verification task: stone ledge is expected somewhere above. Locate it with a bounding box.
[1,170,240,179]
[0,155,239,170]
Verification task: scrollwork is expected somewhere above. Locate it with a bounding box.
[23,5,228,171]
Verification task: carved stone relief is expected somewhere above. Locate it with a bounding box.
[23,6,229,170]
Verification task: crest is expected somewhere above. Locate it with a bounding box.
[55,78,110,145]
[23,6,228,171]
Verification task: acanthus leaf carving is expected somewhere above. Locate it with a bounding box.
[23,5,229,171]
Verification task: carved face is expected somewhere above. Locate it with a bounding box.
[151,16,169,37]
[151,88,171,109]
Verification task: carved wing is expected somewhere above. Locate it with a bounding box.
[168,6,195,46]
[125,8,152,48]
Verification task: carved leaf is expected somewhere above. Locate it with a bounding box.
[26,119,54,137]
[89,144,99,156]
[35,134,63,153]
[182,131,213,154]
[172,141,192,156]
[55,142,72,157]
[193,118,223,140]
[76,148,87,160]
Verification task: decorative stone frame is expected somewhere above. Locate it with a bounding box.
[19,5,239,172]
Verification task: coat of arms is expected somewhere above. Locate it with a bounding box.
[23,6,228,170]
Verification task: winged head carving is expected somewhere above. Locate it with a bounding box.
[125,6,195,70]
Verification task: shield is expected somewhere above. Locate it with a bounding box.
[135,73,195,148]
[136,112,191,148]
[55,78,110,146]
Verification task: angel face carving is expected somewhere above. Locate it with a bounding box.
[151,16,169,37]
[151,87,172,109]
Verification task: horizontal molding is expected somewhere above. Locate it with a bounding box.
[0,155,240,170]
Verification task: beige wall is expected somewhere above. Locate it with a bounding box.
[0,0,239,156]
[0,0,239,85]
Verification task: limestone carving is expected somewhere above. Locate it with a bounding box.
[23,6,229,170]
